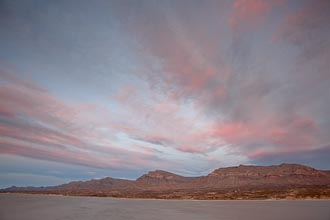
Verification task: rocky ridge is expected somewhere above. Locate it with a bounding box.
[2,163,330,199]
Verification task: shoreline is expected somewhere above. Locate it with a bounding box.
[2,192,330,202]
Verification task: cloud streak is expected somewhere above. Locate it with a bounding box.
[0,69,166,171]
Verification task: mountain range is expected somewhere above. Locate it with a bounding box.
[2,163,330,200]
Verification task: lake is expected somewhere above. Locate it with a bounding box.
[0,194,329,220]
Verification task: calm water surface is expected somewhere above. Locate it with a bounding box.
[0,194,329,220]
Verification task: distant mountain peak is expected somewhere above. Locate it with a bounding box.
[136,170,185,182]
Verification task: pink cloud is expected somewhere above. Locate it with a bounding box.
[274,0,330,45]
[120,6,233,105]
[199,113,322,160]
[269,116,319,148]
[248,145,330,166]
[126,99,220,153]
[214,122,252,142]
[115,85,137,104]
[177,145,206,154]
[229,0,284,30]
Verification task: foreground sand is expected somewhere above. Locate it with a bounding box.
[0,194,329,220]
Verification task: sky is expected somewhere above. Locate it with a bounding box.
[0,0,330,188]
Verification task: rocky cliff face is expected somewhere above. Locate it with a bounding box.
[197,163,330,189]
[209,164,324,177]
